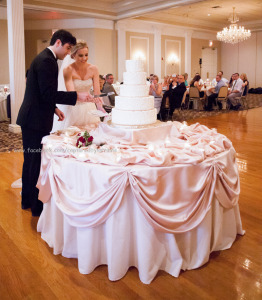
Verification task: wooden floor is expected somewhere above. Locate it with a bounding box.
[0,108,261,300]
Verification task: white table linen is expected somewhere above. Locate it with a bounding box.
[37,122,244,284]
[0,93,8,121]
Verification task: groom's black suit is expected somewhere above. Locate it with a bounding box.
[17,48,77,216]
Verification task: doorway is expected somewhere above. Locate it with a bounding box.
[201,48,217,81]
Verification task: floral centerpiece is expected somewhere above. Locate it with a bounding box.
[76,130,93,148]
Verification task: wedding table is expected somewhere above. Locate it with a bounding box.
[37,121,244,284]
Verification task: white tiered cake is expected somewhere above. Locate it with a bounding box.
[112,60,157,126]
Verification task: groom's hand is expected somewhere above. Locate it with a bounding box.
[77,92,94,102]
[54,108,65,121]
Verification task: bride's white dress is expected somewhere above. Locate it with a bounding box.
[52,78,100,132]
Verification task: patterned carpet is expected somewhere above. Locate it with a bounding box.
[1,93,261,153]
[0,121,22,152]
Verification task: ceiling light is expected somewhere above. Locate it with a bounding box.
[216,7,251,44]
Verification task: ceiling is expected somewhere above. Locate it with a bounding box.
[1,0,262,31]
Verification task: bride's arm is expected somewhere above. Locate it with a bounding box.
[92,66,106,112]
[63,66,75,91]
[92,66,101,96]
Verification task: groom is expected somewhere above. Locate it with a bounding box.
[17,29,90,217]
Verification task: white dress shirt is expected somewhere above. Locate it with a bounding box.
[199,78,204,85]
[211,77,228,86]
[231,78,243,93]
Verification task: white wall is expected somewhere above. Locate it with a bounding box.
[221,31,262,88]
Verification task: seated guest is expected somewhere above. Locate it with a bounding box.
[159,74,177,120]
[240,73,249,96]
[183,73,189,87]
[190,74,205,98]
[99,74,105,92]
[195,73,204,86]
[169,74,187,117]
[228,74,234,89]
[227,73,243,110]
[149,75,162,115]
[149,73,154,83]
[211,71,228,86]
[102,73,118,106]
[205,74,226,111]
[162,75,170,91]
[149,75,162,96]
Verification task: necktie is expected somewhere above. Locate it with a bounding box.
[232,80,236,91]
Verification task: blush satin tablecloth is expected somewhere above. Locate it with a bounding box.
[37,121,244,284]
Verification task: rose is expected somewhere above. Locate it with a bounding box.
[76,130,94,148]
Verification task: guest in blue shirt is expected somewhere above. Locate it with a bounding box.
[205,74,226,111]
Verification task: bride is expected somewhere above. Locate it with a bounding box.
[52,41,106,132]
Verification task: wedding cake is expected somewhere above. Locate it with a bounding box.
[111,60,157,126]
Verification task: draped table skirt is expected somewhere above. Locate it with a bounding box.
[37,122,244,284]
[38,187,243,284]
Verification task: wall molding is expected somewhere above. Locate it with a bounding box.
[164,39,181,76]
[24,18,114,30]
[130,35,149,74]
[117,19,218,41]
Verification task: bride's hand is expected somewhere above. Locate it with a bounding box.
[95,97,106,113]
[77,92,94,102]
[94,97,104,105]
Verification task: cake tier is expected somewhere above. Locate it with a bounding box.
[120,84,149,97]
[123,72,147,85]
[115,96,154,111]
[126,60,144,73]
[112,108,157,126]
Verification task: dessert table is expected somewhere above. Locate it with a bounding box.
[37,121,244,284]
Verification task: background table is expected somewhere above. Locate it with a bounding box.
[0,93,8,121]
[37,122,244,284]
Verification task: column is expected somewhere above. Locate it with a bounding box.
[153,28,162,79]
[7,0,25,133]
[185,30,193,81]
[116,22,126,83]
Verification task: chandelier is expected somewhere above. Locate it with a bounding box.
[217,7,251,44]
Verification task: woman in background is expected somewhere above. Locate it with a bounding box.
[240,73,249,96]
[190,74,204,98]
[228,74,235,89]
[99,74,105,92]
[149,75,163,116]
[162,75,170,92]
[183,73,189,88]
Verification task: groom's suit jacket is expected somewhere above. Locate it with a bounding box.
[169,82,187,109]
[17,48,77,133]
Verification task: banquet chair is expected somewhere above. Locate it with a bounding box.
[159,96,170,121]
[102,96,113,113]
[215,86,228,110]
[188,87,205,110]
[235,84,249,110]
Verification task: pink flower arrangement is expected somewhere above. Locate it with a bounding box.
[76,131,93,148]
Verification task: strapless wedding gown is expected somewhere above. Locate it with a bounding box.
[52,79,100,132]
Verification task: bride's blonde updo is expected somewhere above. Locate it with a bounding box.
[71,40,89,58]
